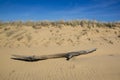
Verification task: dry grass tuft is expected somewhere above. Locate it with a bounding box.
[0,20,120,28]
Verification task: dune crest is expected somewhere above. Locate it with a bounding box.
[0,21,120,47]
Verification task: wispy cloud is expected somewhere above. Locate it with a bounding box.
[45,0,120,21]
[71,0,120,12]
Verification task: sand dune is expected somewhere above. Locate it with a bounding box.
[0,22,120,80]
[0,24,120,47]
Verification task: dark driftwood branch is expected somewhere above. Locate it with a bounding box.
[11,48,97,62]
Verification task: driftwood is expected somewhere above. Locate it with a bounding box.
[11,48,97,62]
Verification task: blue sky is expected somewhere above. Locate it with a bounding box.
[0,0,120,22]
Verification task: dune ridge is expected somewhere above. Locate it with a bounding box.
[0,21,120,47]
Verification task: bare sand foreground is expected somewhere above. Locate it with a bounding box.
[0,21,120,80]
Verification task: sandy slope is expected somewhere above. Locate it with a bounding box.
[0,25,120,80]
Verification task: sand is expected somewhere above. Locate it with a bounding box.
[0,25,120,80]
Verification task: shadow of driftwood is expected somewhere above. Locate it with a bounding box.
[11,57,46,62]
